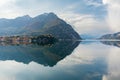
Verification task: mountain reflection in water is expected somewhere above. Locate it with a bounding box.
[101,41,120,47]
[0,40,80,67]
[1,40,120,80]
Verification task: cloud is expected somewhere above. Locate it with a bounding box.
[0,0,54,18]
[102,47,120,80]
[0,0,19,18]
[85,0,103,7]
[0,0,82,18]
[63,2,81,11]
[103,0,120,32]
[0,0,106,19]
[0,0,15,6]
[59,12,111,35]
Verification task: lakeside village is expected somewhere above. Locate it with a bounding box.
[0,34,57,46]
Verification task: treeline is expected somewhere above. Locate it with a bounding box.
[31,34,58,45]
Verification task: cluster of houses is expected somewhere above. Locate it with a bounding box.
[0,36,31,45]
[0,34,57,46]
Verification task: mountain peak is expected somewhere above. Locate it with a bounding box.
[15,15,31,20]
[37,12,58,19]
[42,12,57,16]
[32,12,58,23]
[48,12,57,16]
[23,15,31,18]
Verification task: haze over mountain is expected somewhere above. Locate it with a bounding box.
[100,32,120,40]
[0,12,81,40]
[100,32,120,47]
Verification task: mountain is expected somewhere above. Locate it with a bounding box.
[0,15,32,35]
[100,32,120,47]
[81,34,99,39]
[100,32,120,40]
[0,12,81,40]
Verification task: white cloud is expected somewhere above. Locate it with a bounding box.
[59,12,110,35]
[0,0,53,18]
[64,2,81,11]
[0,0,15,6]
[0,0,21,18]
[58,42,110,66]
[102,47,120,80]
[85,0,103,7]
[103,0,120,32]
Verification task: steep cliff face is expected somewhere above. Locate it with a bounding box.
[0,12,81,40]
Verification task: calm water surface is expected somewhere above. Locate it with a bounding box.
[0,41,120,80]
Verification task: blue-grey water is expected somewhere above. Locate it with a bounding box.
[0,41,120,80]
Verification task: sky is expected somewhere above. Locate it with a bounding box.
[0,0,119,35]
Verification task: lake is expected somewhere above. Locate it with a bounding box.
[0,40,120,80]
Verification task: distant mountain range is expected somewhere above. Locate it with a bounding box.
[0,12,81,40]
[100,32,120,39]
[100,32,120,47]
[81,34,99,39]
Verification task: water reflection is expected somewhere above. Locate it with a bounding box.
[103,46,120,80]
[1,40,120,80]
[101,41,120,47]
[57,42,108,80]
[0,40,80,67]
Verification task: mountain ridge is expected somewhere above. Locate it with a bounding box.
[0,12,81,40]
[100,32,120,40]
